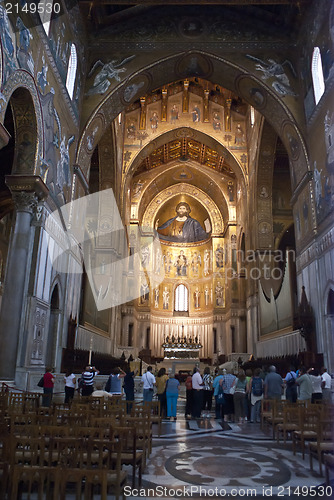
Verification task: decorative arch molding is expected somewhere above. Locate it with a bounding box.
[133,159,230,224]
[49,276,63,307]
[77,51,309,192]
[141,182,224,235]
[324,280,334,316]
[0,70,44,174]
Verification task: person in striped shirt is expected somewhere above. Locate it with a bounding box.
[80,365,100,396]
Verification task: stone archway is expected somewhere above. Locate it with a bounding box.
[77,51,310,195]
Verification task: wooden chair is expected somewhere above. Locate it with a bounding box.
[309,418,334,476]
[266,399,286,439]
[324,454,334,486]
[122,414,152,467]
[7,393,25,415]
[111,425,143,488]
[260,398,275,430]
[8,436,59,500]
[144,400,162,436]
[23,392,40,413]
[53,437,127,500]
[292,406,319,459]
[276,405,301,444]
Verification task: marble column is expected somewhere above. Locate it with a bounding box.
[0,176,48,381]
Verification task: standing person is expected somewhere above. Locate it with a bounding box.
[142,366,156,403]
[321,367,332,402]
[296,366,313,402]
[233,369,247,424]
[191,367,203,418]
[245,369,253,421]
[284,366,297,403]
[184,373,193,419]
[221,369,236,423]
[64,369,76,404]
[156,368,168,417]
[212,369,224,420]
[106,367,126,396]
[248,368,263,423]
[307,368,323,403]
[43,367,55,407]
[80,365,99,397]
[202,367,213,418]
[165,373,180,421]
[264,366,283,400]
[123,367,138,413]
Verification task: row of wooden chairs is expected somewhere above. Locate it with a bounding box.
[5,434,127,500]
[261,398,333,479]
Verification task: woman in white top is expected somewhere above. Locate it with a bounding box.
[307,368,322,403]
[64,369,76,403]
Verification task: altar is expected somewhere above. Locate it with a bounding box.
[161,332,202,360]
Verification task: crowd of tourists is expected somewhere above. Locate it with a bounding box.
[142,363,332,423]
[40,363,332,420]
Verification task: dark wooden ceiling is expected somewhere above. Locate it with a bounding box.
[77,0,310,34]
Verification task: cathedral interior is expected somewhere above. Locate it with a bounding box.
[0,0,333,496]
[0,0,333,384]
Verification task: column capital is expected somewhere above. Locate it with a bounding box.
[11,191,38,214]
[5,175,49,201]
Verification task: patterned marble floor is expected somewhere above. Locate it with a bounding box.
[125,413,333,500]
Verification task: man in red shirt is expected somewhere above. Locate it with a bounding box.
[43,367,55,407]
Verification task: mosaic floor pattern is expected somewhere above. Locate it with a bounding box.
[126,416,334,500]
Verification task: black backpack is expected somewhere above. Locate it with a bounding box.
[286,373,296,387]
[252,377,263,396]
[105,375,112,393]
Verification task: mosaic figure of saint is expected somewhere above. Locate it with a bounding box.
[150,112,159,132]
[215,245,224,268]
[194,287,200,309]
[154,288,159,308]
[163,251,172,274]
[192,106,200,123]
[213,112,221,131]
[170,104,179,123]
[174,250,188,277]
[163,287,169,310]
[203,249,210,276]
[215,282,224,306]
[191,251,201,274]
[140,283,149,304]
[157,202,210,243]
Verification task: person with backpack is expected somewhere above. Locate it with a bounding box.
[248,367,264,423]
[105,366,126,395]
[284,366,297,403]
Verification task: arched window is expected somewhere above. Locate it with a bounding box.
[39,0,54,36]
[175,284,188,312]
[312,47,325,105]
[66,44,77,100]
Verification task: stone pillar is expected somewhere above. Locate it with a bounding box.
[0,176,48,381]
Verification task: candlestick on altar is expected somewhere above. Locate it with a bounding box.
[88,336,93,365]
